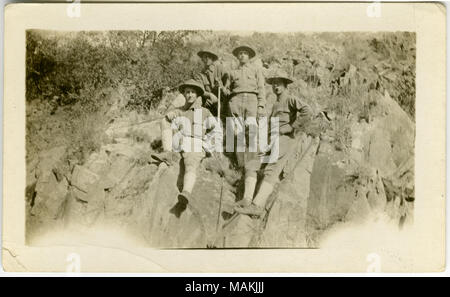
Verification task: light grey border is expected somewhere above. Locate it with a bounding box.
[0,0,448,277]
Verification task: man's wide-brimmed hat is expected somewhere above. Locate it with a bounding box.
[266,71,294,85]
[197,50,219,61]
[232,45,256,58]
[178,79,205,96]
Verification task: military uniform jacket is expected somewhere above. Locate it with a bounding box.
[269,91,313,135]
[167,97,216,139]
[225,63,266,108]
[195,62,227,97]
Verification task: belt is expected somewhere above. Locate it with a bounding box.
[231,92,257,98]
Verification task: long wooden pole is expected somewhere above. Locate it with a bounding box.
[217,85,221,122]
[215,87,224,232]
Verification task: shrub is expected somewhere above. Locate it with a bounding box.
[26,30,416,171]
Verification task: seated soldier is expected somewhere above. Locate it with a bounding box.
[159,79,220,212]
[234,71,314,217]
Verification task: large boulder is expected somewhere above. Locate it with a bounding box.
[27,89,415,249]
[28,146,68,221]
[306,90,414,245]
[130,163,208,248]
[63,145,143,228]
[256,134,320,247]
[61,142,228,248]
[105,119,161,145]
[350,91,414,177]
[26,146,69,242]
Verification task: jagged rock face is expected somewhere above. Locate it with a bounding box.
[307,142,353,233]
[306,140,387,243]
[306,91,415,244]
[26,146,69,241]
[129,163,208,248]
[26,91,415,248]
[27,129,320,248]
[217,134,320,248]
[257,135,320,247]
[350,91,415,177]
[351,91,415,223]
[62,150,234,247]
[27,119,229,247]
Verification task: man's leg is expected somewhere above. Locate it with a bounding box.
[169,151,204,218]
[229,94,261,208]
[228,94,246,167]
[161,118,173,152]
[179,151,205,203]
[235,174,257,208]
[236,135,295,216]
[240,94,260,206]
[153,118,182,165]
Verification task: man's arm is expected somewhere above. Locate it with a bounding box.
[165,108,183,122]
[193,72,204,85]
[194,72,215,101]
[202,109,223,153]
[289,96,314,119]
[216,63,228,88]
[256,67,266,109]
[221,67,232,97]
[204,93,218,109]
[289,96,325,137]
[165,98,185,121]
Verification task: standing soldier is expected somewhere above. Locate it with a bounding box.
[223,45,267,208]
[158,79,219,215]
[195,50,228,117]
[234,71,314,216]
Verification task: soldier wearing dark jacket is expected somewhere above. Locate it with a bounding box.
[235,71,314,216]
[194,50,228,116]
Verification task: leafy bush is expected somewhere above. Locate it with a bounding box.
[26,30,201,168]
[26,88,109,167]
[26,30,416,170]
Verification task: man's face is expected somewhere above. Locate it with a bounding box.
[237,50,250,64]
[183,87,198,103]
[272,79,287,95]
[201,55,214,67]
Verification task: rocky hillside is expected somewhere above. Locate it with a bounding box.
[26,88,414,248]
[26,31,415,247]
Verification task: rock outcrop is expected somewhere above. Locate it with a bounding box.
[215,134,319,248]
[26,90,415,248]
[306,91,415,245]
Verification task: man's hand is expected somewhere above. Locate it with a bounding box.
[257,106,266,119]
[165,110,178,122]
[220,86,230,97]
[204,92,218,108]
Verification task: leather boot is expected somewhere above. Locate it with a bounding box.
[235,181,274,218]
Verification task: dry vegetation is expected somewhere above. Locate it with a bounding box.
[26,30,415,173]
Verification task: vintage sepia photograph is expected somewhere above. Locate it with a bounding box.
[25,29,416,248]
[2,3,445,273]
